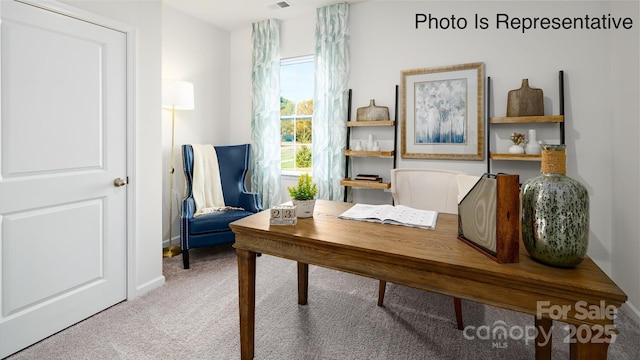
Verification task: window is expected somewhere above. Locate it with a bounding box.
[280,55,313,174]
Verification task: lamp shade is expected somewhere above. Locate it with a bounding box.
[162,79,194,110]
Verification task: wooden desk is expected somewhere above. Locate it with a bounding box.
[231,200,627,360]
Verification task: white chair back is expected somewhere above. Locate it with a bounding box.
[390,168,466,214]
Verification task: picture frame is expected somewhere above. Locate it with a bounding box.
[401,62,484,160]
[457,173,520,263]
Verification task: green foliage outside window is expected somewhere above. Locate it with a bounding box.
[296,120,312,143]
[281,97,295,116]
[296,145,312,168]
[281,96,313,172]
[297,99,313,115]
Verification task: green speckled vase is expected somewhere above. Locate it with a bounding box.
[521,144,589,268]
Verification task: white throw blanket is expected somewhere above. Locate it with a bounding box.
[191,144,227,217]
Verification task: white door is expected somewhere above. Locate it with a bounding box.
[0,1,128,357]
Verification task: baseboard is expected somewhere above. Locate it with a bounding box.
[162,235,180,248]
[622,302,640,325]
[132,275,165,299]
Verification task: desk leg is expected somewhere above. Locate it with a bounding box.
[378,281,387,307]
[535,317,552,360]
[237,249,256,360]
[569,328,611,360]
[298,262,309,305]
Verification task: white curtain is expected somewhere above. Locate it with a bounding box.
[312,3,350,201]
[250,19,281,208]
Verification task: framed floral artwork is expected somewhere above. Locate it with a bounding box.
[401,62,484,160]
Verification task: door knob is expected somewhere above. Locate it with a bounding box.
[113,177,126,187]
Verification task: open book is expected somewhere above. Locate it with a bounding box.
[338,203,438,230]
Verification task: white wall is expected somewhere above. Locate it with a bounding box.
[229,27,253,145]
[610,1,640,320]
[62,0,164,297]
[229,1,640,317]
[161,4,231,246]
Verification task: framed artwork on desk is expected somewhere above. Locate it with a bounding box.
[457,173,520,263]
[401,62,484,160]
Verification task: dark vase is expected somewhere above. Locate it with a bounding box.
[521,144,589,268]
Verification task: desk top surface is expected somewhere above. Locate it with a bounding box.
[231,200,626,305]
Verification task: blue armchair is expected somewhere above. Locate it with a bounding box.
[180,144,262,269]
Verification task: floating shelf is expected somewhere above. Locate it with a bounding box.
[344,149,394,157]
[490,153,542,161]
[340,178,391,189]
[490,115,563,124]
[347,120,395,127]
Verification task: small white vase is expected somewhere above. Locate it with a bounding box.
[509,144,525,154]
[292,199,316,218]
[525,129,541,154]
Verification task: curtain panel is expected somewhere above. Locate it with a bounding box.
[312,3,350,201]
[250,19,281,209]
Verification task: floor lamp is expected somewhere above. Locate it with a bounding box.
[162,79,194,258]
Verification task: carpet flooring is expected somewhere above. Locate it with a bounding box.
[6,244,640,359]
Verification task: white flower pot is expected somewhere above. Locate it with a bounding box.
[292,199,316,218]
[509,144,525,154]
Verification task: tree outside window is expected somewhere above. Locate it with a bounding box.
[280,55,314,173]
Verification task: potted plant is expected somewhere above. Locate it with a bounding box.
[288,173,318,218]
[508,132,526,154]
